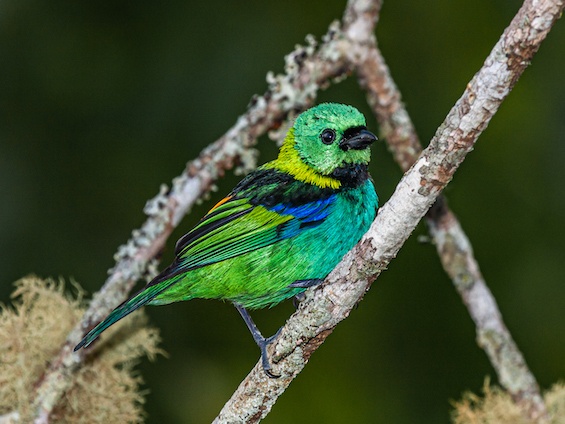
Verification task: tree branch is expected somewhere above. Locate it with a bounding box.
[355,33,548,421]
[213,0,564,422]
[427,198,547,420]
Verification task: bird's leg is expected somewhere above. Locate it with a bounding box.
[234,303,281,378]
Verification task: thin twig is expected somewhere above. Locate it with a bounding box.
[213,0,564,422]
[354,44,422,171]
[355,35,548,420]
[427,198,548,420]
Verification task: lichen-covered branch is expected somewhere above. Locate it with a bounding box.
[213,0,564,422]
[355,43,422,171]
[419,3,564,418]
[427,198,547,421]
[355,33,547,421]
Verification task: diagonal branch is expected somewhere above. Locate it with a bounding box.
[355,34,547,420]
[213,0,564,422]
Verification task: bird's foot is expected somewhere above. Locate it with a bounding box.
[258,328,283,378]
[234,303,283,378]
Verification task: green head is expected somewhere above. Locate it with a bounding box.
[270,103,376,189]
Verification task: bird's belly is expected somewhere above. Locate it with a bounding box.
[181,214,369,309]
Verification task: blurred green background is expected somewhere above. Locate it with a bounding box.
[2,0,565,422]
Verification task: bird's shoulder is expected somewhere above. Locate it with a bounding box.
[231,166,337,208]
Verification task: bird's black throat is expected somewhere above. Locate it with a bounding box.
[330,163,369,188]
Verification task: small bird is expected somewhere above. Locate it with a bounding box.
[75,103,378,377]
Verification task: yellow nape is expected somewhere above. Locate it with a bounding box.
[266,129,341,190]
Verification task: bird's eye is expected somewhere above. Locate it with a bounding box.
[320,129,336,145]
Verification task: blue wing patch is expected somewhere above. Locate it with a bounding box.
[267,195,336,223]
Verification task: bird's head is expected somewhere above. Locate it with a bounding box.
[272,103,377,189]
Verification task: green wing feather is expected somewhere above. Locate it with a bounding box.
[168,197,295,275]
[75,192,324,350]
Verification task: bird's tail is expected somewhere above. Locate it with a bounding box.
[74,278,177,351]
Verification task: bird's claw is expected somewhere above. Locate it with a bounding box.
[233,304,283,378]
[264,367,281,379]
[260,327,283,378]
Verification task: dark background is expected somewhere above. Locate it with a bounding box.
[2,0,565,422]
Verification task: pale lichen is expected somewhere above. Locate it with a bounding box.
[452,380,565,424]
[0,276,163,423]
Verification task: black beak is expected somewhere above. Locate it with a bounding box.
[339,128,377,151]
